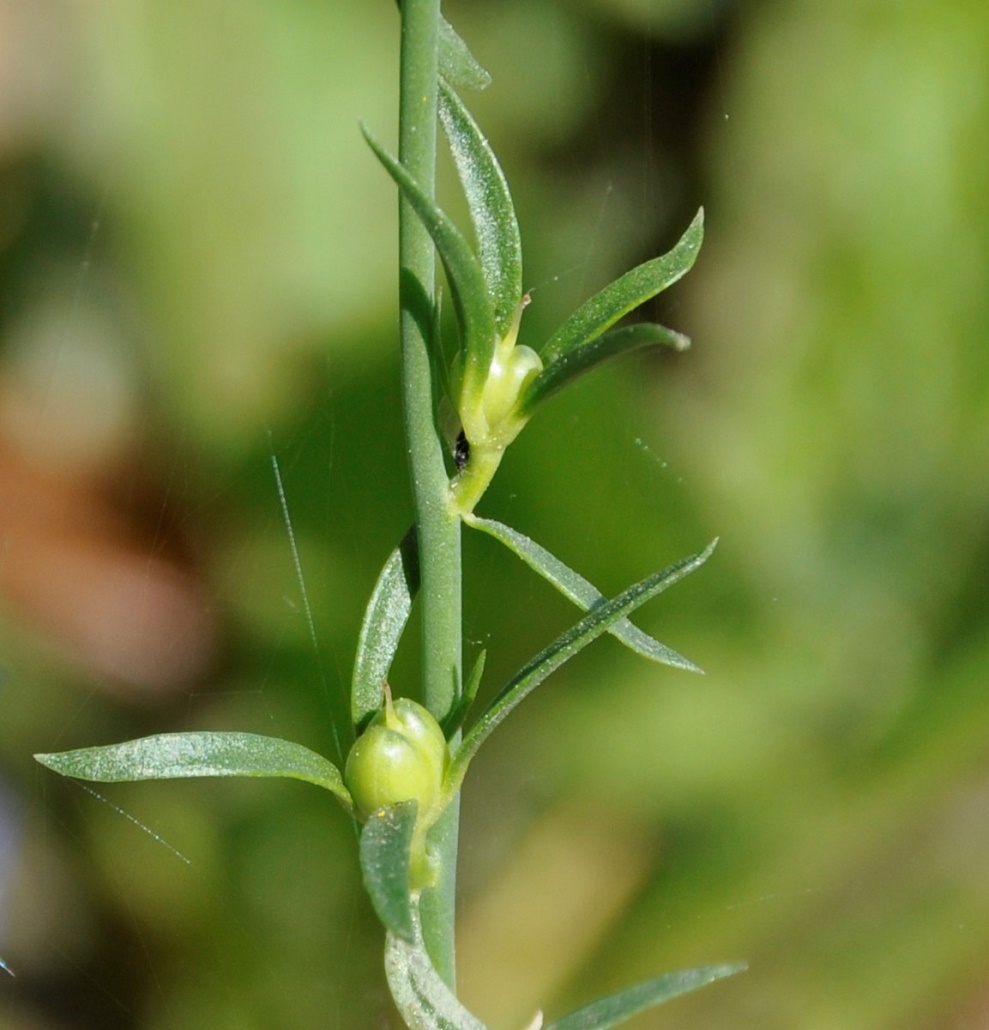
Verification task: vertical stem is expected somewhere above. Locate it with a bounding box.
[397,0,461,986]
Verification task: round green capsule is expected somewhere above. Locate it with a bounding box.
[345,697,449,820]
[480,342,542,433]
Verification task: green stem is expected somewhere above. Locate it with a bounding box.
[397,0,461,987]
[450,446,505,517]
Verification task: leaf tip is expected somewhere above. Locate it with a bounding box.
[711,959,748,982]
[688,206,705,246]
[34,751,76,778]
[359,121,385,156]
[698,537,719,562]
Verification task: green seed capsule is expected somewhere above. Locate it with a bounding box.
[345,697,449,821]
[480,342,543,432]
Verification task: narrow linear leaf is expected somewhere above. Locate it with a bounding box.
[35,732,352,810]
[360,800,418,942]
[439,82,522,337]
[465,516,699,671]
[441,648,487,737]
[362,125,496,398]
[462,649,487,718]
[545,963,747,1030]
[385,923,489,1030]
[0,956,14,977]
[447,541,716,793]
[393,2,490,92]
[352,527,420,729]
[520,322,689,416]
[439,15,491,91]
[540,209,704,366]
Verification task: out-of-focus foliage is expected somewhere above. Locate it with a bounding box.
[2,0,988,1028]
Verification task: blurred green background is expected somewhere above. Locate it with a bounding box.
[1,0,988,1027]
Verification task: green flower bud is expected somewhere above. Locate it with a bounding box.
[456,295,542,450]
[345,697,449,821]
[450,298,544,515]
[479,341,543,434]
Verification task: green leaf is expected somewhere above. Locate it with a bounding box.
[359,800,418,943]
[439,15,491,91]
[362,125,496,403]
[545,963,747,1030]
[441,648,487,737]
[385,922,489,1030]
[465,516,700,672]
[35,732,353,811]
[439,82,522,337]
[540,209,704,366]
[446,541,716,794]
[520,322,689,416]
[352,528,420,729]
[393,1,490,92]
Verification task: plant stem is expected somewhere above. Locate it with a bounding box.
[450,446,505,517]
[397,0,461,987]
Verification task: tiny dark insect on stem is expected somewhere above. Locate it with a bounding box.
[454,430,470,472]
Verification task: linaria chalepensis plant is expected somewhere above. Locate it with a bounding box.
[35,4,745,1025]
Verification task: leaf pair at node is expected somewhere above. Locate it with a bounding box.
[34,532,716,857]
[364,797,745,1030]
[363,78,703,515]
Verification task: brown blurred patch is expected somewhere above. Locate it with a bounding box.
[0,430,217,696]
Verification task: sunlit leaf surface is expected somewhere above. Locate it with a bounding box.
[545,963,746,1029]
[359,800,417,943]
[35,732,352,809]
